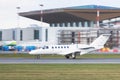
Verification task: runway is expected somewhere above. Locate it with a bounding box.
[1,58,120,64]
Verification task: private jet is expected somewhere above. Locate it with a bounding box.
[29,34,110,59]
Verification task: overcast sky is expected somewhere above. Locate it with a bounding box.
[0,0,120,29]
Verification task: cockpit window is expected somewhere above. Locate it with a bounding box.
[42,47,45,49]
[42,46,49,49]
[46,46,49,49]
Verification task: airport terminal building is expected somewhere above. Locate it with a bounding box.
[1,5,120,48]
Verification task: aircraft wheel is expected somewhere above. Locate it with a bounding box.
[65,55,70,59]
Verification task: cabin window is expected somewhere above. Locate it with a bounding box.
[67,46,69,48]
[55,46,57,48]
[52,47,54,49]
[61,46,63,48]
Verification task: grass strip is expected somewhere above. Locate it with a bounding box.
[0,64,120,80]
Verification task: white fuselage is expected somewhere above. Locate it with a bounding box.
[29,34,111,59]
[29,44,95,56]
[29,44,79,55]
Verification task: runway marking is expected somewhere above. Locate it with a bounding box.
[1,58,120,64]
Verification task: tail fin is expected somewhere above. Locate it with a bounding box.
[90,34,111,49]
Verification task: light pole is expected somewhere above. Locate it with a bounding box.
[16,7,20,28]
[40,4,44,24]
[40,4,44,41]
[96,5,100,28]
[16,7,20,41]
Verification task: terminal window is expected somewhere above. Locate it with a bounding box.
[0,31,2,41]
[34,30,39,40]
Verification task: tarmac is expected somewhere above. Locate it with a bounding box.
[0,58,120,64]
[0,51,120,64]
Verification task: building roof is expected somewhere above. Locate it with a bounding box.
[19,5,120,23]
[66,5,120,9]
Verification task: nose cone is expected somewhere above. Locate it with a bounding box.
[29,50,37,54]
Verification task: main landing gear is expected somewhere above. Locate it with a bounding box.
[65,55,70,59]
[65,53,76,59]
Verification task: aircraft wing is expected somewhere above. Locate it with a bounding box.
[58,49,80,56]
[58,47,96,56]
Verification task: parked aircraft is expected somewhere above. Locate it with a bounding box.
[29,34,110,59]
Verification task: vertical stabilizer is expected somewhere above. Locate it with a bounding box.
[90,34,110,49]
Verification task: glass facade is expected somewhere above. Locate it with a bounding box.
[50,21,94,27]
